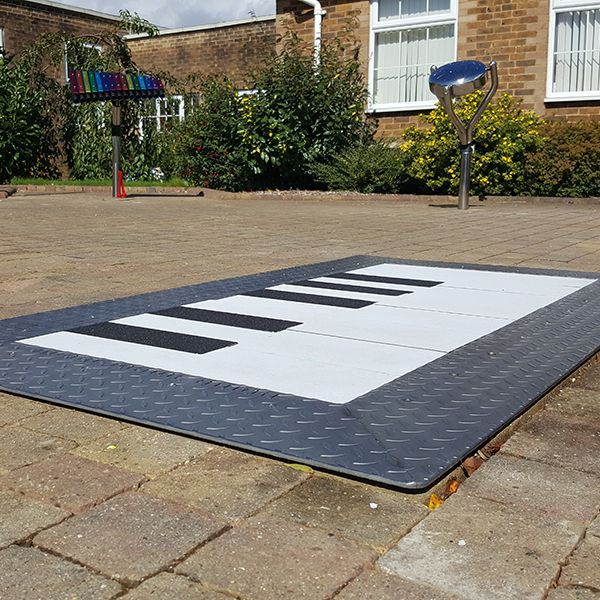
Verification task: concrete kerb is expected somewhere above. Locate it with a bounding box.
[11,185,600,205]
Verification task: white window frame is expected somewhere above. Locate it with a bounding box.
[0,28,4,52]
[64,42,103,82]
[368,0,458,113]
[140,95,185,134]
[546,0,600,102]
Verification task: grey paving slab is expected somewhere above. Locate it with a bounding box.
[543,387,600,422]
[378,492,584,600]
[0,489,69,549]
[0,545,121,599]
[588,517,600,538]
[1,453,145,512]
[122,574,230,599]
[258,474,428,550]
[569,360,600,392]
[18,405,126,444]
[0,392,53,426]
[501,410,600,476]
[558,535,600,589]
[176,515,377,600]
[34,492,228,584]
[141,447,307,521]
[336,568,462,600]
[461,453,600,522]
[547,587,600,599]
[0,425,76,473]
[72,426,214,479]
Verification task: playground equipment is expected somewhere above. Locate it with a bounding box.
[429,60,499,210]
[69,69,166,198]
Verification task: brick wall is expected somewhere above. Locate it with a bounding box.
[127,18,276,87]
[276,0,600,136]
[0,0,118,62]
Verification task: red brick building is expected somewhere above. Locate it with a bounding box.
[277,0,600,135]
[0,0,119,60]
[2,0,597,138]
[126,17,276,88]
[0,1,275,89]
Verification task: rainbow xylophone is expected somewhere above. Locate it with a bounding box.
[69,69,165,103]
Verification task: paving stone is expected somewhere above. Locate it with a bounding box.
[142,447,306,522]
[543,388,600,422]
[0,489,69,549]
[378,491,584,600]
[559,535,600,589]
[19,406,125,444]
[547,587,600,599]
[1,453,145,512]
[569,360,600,392]
[0,425,76,472]
[176,515,377,600]
[336,568,461,600]
[501,410,600,477]
[0,545,121,599]
[123,574,230,599]
[259,474,428,550]
[34,492,228,584]
[587,517,600,538]
[462,453,600,522]
[72,426,213,478]
[0,393,53,426]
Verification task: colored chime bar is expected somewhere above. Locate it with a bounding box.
[69,69,165,103]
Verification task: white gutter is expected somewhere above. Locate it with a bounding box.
[298,0,326,65]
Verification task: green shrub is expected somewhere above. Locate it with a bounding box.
[5,11,165,182]
[172,40,374,191]
[311,141,411,193]
[524,121,600,198]
[0,54,61,183]
[401,92,546,196]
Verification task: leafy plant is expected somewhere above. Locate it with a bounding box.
[1,11,164,182]
[523,121,600,198]
[311,141,411,193]
[401,92,546,196]
[0,52,64,183]
[172,39,375,190]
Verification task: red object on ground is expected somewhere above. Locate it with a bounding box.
[117,171,127,198]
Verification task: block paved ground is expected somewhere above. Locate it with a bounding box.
[0,191,599,599]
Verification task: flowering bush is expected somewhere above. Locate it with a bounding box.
[401,92,546,196]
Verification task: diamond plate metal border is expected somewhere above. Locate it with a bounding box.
[1,255,599,490]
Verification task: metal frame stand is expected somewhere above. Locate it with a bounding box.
[430,61,499,210]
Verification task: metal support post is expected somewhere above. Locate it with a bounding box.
[111,102,122,199]
[458,144,473,211]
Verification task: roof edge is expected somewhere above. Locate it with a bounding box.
[18,0,121,21]
[125,15,276,40]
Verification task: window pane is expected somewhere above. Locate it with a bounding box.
[374,24,455,104]
[553,9,600,93]
[378,0,450,21]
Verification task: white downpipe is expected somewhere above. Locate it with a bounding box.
[298,0,326,65]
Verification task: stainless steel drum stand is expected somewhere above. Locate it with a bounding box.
[429,60,499,210]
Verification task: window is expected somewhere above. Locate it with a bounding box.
[547,0,600,101]
[0,28,4,53]
[141,95,185,133]
[64,42,103,83]
[369,0,458,112]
